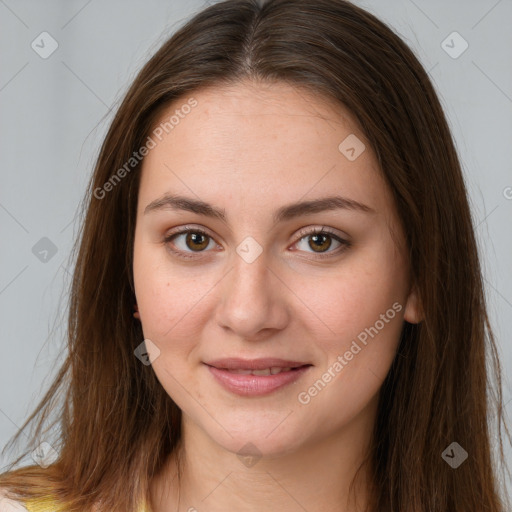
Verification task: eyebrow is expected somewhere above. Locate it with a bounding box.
[144,193,376,224]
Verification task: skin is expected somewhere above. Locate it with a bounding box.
[132,79,422,512]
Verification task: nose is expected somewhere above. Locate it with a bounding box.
[214,247,290,340]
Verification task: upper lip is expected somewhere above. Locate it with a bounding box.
[204,358,311,370]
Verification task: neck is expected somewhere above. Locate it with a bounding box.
[150,398,378,512]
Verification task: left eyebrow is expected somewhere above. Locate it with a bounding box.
[143,193,376,223]
[274,195,376,222]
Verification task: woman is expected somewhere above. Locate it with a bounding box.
[1,0,510,511]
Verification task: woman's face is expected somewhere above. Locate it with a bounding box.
[132,80,421,457]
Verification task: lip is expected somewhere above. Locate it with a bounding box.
[204,360,312,396]
[205,357,310,370]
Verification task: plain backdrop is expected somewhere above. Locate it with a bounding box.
[1,0,511,498]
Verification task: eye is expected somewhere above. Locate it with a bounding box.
[291,226,350,258]
[163,226,218,260]
[163,225,350,260]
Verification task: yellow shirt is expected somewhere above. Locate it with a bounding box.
[22,497,58,512]
[23,496,149,511]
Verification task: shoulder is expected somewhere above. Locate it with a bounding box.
[0,487,62,512]
[0,487,30,511]
[1,489,144,512]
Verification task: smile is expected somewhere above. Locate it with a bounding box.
[204,363,312,396]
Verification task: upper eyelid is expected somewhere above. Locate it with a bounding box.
[165,225,348,250]
[165,225,217,244]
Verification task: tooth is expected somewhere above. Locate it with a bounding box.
[224,367,294,375]
[270,367,292,374]
[252,368,272,376]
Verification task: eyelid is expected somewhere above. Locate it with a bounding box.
[294,225,347,242]
[165,224,208,234]
[163,224,350,259]
[164,224,218,245]
[291,226,350,258]
[163,224,219,260]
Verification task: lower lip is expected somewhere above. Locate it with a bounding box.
[205,364,312,396]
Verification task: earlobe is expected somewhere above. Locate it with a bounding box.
[133,303,141,320]
[403,286,423,324]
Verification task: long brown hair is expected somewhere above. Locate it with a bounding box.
[1,0,510,510]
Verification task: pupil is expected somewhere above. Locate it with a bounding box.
[310,233,331,252]
[188,232,208,250]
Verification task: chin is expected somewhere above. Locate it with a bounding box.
[206,421,309,460]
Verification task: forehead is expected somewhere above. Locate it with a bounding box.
[138,80,392,219]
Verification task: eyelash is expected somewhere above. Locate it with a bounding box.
[163,225,351,261]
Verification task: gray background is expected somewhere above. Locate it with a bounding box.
[1,0,511,497]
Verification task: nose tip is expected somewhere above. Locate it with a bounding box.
[214,250,289,339]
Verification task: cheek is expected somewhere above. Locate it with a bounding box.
[133,250,204,401]
[133,240,197,344]
[297,244,407,351]
[135,273,207,347]
[295,256,405,426]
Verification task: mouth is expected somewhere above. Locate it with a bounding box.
[203,358,313,396]
[204,357,311,372]
[204,365,310,375]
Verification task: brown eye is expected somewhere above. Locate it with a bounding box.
[308,232,333,253]
[293,227,348,257]
[184,231,210,251]
[163,228,216,259]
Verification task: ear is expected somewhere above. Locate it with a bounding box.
[403,285,423,324]
[133,303,141,320]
